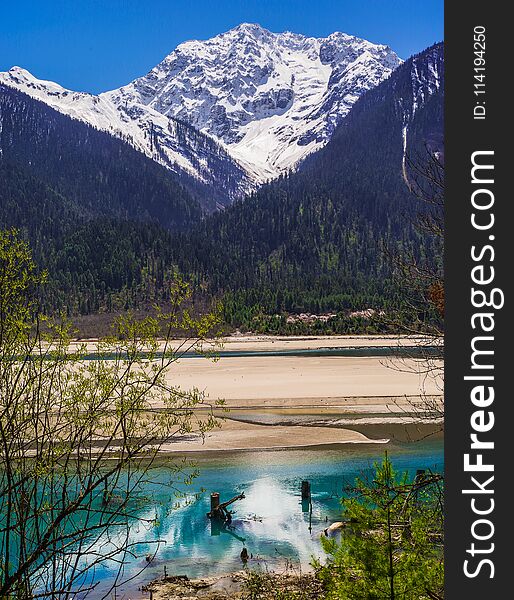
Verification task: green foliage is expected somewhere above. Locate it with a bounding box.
[0,228,46,345]
[315,456,444,599]
[242,570,325,600]
[0,230,222,598]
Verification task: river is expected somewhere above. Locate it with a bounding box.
[89,436,443,597]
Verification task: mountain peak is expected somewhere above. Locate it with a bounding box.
[111,25,401,182]
[1,25,403,188]
[1,66,68,97]
[9,65,31,75]
[5,66,38,84]
[230,22,268,34]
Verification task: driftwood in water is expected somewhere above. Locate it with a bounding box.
[207,492,245,522]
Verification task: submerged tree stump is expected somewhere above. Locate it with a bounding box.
[207,492,245,522]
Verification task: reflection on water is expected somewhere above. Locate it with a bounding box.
[88,440,443,597]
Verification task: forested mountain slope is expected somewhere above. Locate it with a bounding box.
[0,85,200,313]
[168,44,443,330]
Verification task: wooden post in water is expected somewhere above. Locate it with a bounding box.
[301,480,311,500]
[210,492,220,514]
[301,481,313,531]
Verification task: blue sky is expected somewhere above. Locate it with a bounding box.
[1,0,444,94]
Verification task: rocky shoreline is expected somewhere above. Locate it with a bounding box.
[142,570,324,599]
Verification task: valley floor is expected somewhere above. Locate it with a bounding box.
[151,335,443,453]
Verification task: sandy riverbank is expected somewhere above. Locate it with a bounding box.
[158,417,389,453]
[155,347,442,452]
[72,335,444,453]
[163,355,442,406]
[194,334,435,352]
[70,334,439,353]
[69,337,443,408]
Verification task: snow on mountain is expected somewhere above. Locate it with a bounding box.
[397,44,443,183]
[0,66,250,202]
[107,23,401,182]
[1,23,401,189]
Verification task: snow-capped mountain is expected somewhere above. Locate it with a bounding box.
[0,67,250,204]
[107,23,401,181]
[0,23,401,189]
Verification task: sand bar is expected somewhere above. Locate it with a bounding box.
[164,355,442,407]
[159,418,388,453]
[68,336,443,407]
[64,335,443,453]
[70,334,440,353]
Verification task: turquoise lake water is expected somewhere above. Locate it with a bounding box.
[89,438,443,597]
[61,344,443,596]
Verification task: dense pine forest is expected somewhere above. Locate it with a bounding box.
[0,84,197,316]
[0,44,443,335]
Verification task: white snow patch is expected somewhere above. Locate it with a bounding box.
[1,24,403,187]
